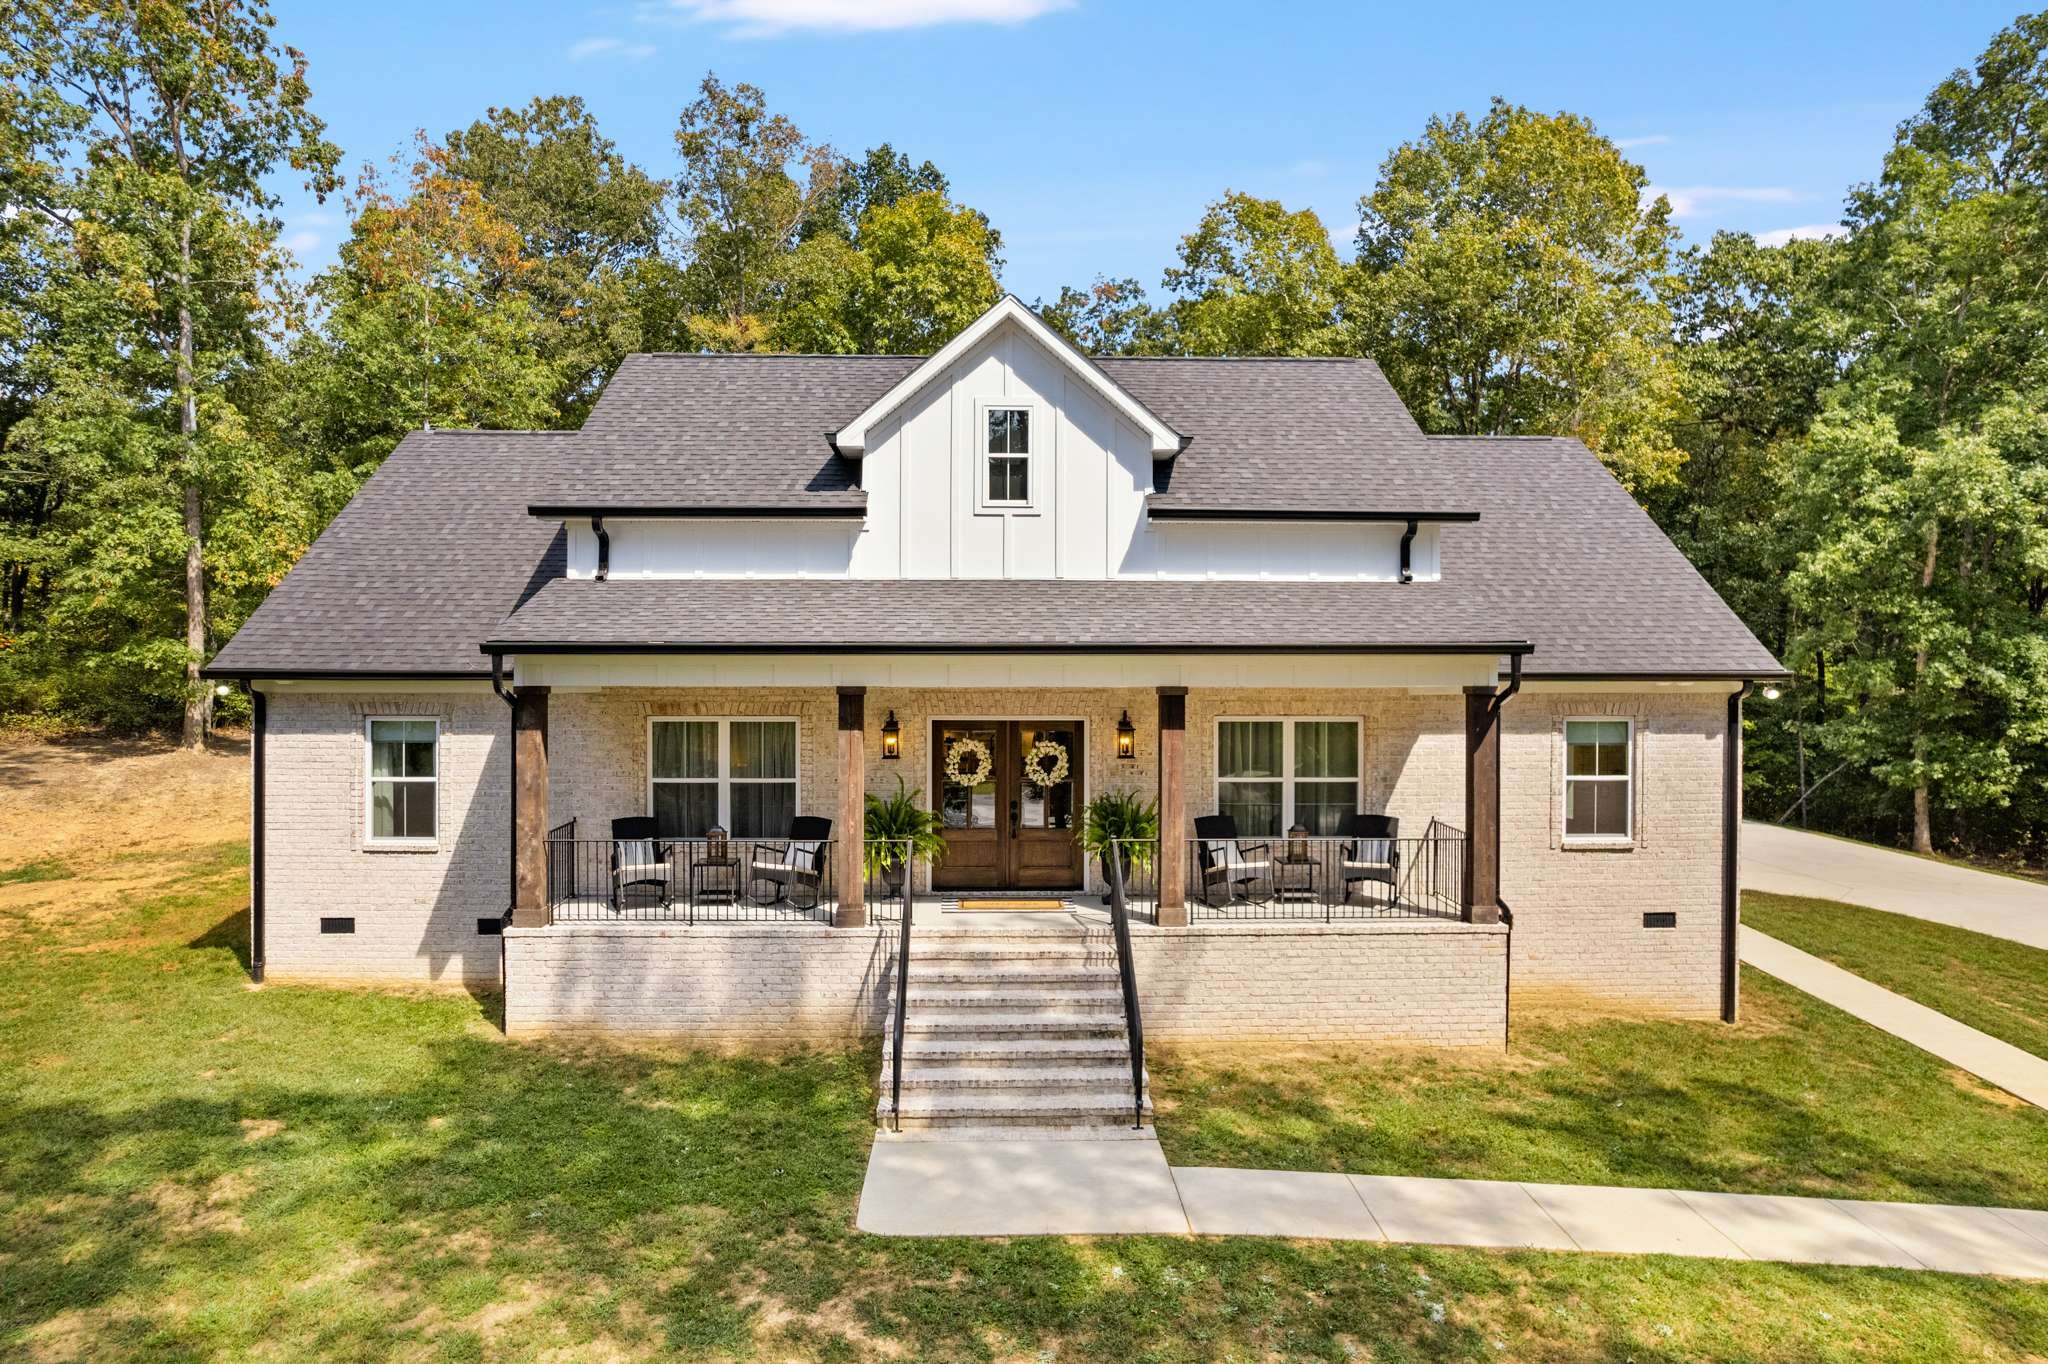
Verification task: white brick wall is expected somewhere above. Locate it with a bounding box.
[501,918,1507,1046]
[259,683,1729,1019]
[262,688,508,984]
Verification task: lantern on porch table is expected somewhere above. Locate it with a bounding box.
[707,824,728,860]
[881,710,901,760]
[1287,822,1308,860]
[1115,710,1136,760]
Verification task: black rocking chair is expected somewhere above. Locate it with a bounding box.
[748,816,833,910]
[610,816,675,910]
[1194,813,1272,906]
[1339,813,1401,907]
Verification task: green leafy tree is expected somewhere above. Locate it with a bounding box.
[0,0,338,742]
[1351,98,1683,491]
[1160,191,1343,356]
[774,191,1002,353]
[1035,276,1170,355]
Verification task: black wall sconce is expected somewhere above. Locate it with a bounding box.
[881,710,901,760]
[1115,710,1136,760]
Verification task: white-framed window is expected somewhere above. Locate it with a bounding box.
[1214,717,1360,837]
[648,718,799,839]
[977,400,1037,511]
[365,717,438,846]
[1563,717,1633,842]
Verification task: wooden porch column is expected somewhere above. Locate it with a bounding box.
[510,686,550,928]
[835,686,868,928]
[1462,685,1501,924]
[1156,686,1188,926]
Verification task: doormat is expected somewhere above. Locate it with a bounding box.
[951,898,1070,912]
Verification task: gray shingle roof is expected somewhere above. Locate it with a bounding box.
[206,431,572,676]
[483,578,1530,654]
[206,357,1783,680]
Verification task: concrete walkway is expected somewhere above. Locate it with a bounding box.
[1743,821,2048,949]
[1739,927,2048,1109]
[855,1138,2048,1278]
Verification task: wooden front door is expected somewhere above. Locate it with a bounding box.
[932,720,1085,889]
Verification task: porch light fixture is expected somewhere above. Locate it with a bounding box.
[881,710,901,760]
[1761,686,1782,701]
[1115,710,1136,760]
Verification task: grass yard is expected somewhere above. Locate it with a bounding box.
[1743,890,2048,1059]
[4,739,2048,1361]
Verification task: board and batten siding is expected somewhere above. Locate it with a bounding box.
[560,319,1438,583]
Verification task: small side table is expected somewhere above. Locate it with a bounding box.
[1273,855,1318,904]
[689,855,739,912]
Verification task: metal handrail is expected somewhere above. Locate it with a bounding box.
[889,837,912,1132]
[1107,839,1148,1129]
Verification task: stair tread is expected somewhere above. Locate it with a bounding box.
[880,1090,1154,1115]
[882,1064,1142,1085]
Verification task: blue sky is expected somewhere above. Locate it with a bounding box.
[271,0,2024,302]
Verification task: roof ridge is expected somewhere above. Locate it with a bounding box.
[625,351,928,360]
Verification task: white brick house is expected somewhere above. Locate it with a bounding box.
[208,296,1781,1104]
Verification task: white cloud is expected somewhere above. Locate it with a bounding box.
[283,229,321,253]
[1754,222,1845,248]
[569,35,657,59]
[1614,134,1671,149]
[1645,184,1804,217]
[646,0,1073,37]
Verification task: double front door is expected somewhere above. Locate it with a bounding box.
[932,720,1085,889]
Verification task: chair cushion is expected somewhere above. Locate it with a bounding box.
[616,861,672,882]
[752,856,792,874]
[1348,837,1392,863]
[618,838,657,867]
[1226,856,1269,876]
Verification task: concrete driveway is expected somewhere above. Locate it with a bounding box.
[1742,821,2048,950]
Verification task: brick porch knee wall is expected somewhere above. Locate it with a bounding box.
[262,688,509,984]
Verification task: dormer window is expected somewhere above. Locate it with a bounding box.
[981,404,1034,509]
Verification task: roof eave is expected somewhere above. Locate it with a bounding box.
[1146,505,1481,524]
[479,640,1538,658]
[528,504,867,521]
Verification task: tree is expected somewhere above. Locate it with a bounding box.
[1035,276,1170,355]
[774,191,1002,354]
[438,96,678,419]
[803,142,1002,276]
[1351,98,1683,491]
[672,74,840,350]
[0,0,339,745]
[1160,192,1343,356]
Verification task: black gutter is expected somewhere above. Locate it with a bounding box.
[1399,517,1418,583]
[481,640,1537,658]
[1147,507,1481,524]
[528,504,867,520]
[1519,670,1793,683]
[592,516,610,582]
[246,682,266,985]
[1722,681,1753,1023]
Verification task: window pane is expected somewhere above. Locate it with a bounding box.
[730,721,795,780]
[1597,732,1630,777]
[652,782,718,838]
[371,780,435,839]
[1019,725,1077,830]
[652,721,717,780]
[1219,781,1282,836]
[940,726,998,828]
[730,782,796,839]
[369,720,434,778]
[1294,721,1357,778]
[1007,456,1028,501]
[1294,780,1357,835]
[987,408,1008,453]
[989,455,1027,502]
[1218,721,1282,779]
[1009,408,1028,452]
[1565,779,1629,838]
[1565,780,1594,837]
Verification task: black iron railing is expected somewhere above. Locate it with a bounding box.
[868,837,914,1131]
[545,817,578,908]
[1106,838,1149,1128]
[1184,820,1466,921]
[544,835,836,923]
[1094,838,1159,924]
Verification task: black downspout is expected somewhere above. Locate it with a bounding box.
[246,682,265,984]
[491,651,518,919]
[1398,517,1418,584]
[592,516,610,582]
[1722,681,1753,1023]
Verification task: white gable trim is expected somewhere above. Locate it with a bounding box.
[830,295,1183,458]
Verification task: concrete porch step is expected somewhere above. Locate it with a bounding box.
[909,941,1106,965]
[903,986,1123,1010]
[879,1063,1144,1093]
[894,1036,1135,1066]
[888,1011,1129,1039]
[914,965,1120,986]
[875,1088,1153,1127]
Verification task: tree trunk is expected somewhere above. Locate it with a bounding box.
[178,219,209,751]
[1910,521,1939,855]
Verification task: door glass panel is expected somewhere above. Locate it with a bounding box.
[1018,723,1078,830]
[938,725,999,828]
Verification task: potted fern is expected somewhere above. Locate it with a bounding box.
[1079,789,1160,891]
[862,776,947,894]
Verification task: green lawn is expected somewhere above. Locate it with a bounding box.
[1742,890,2048,1060]
[5,847,2048,1360]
